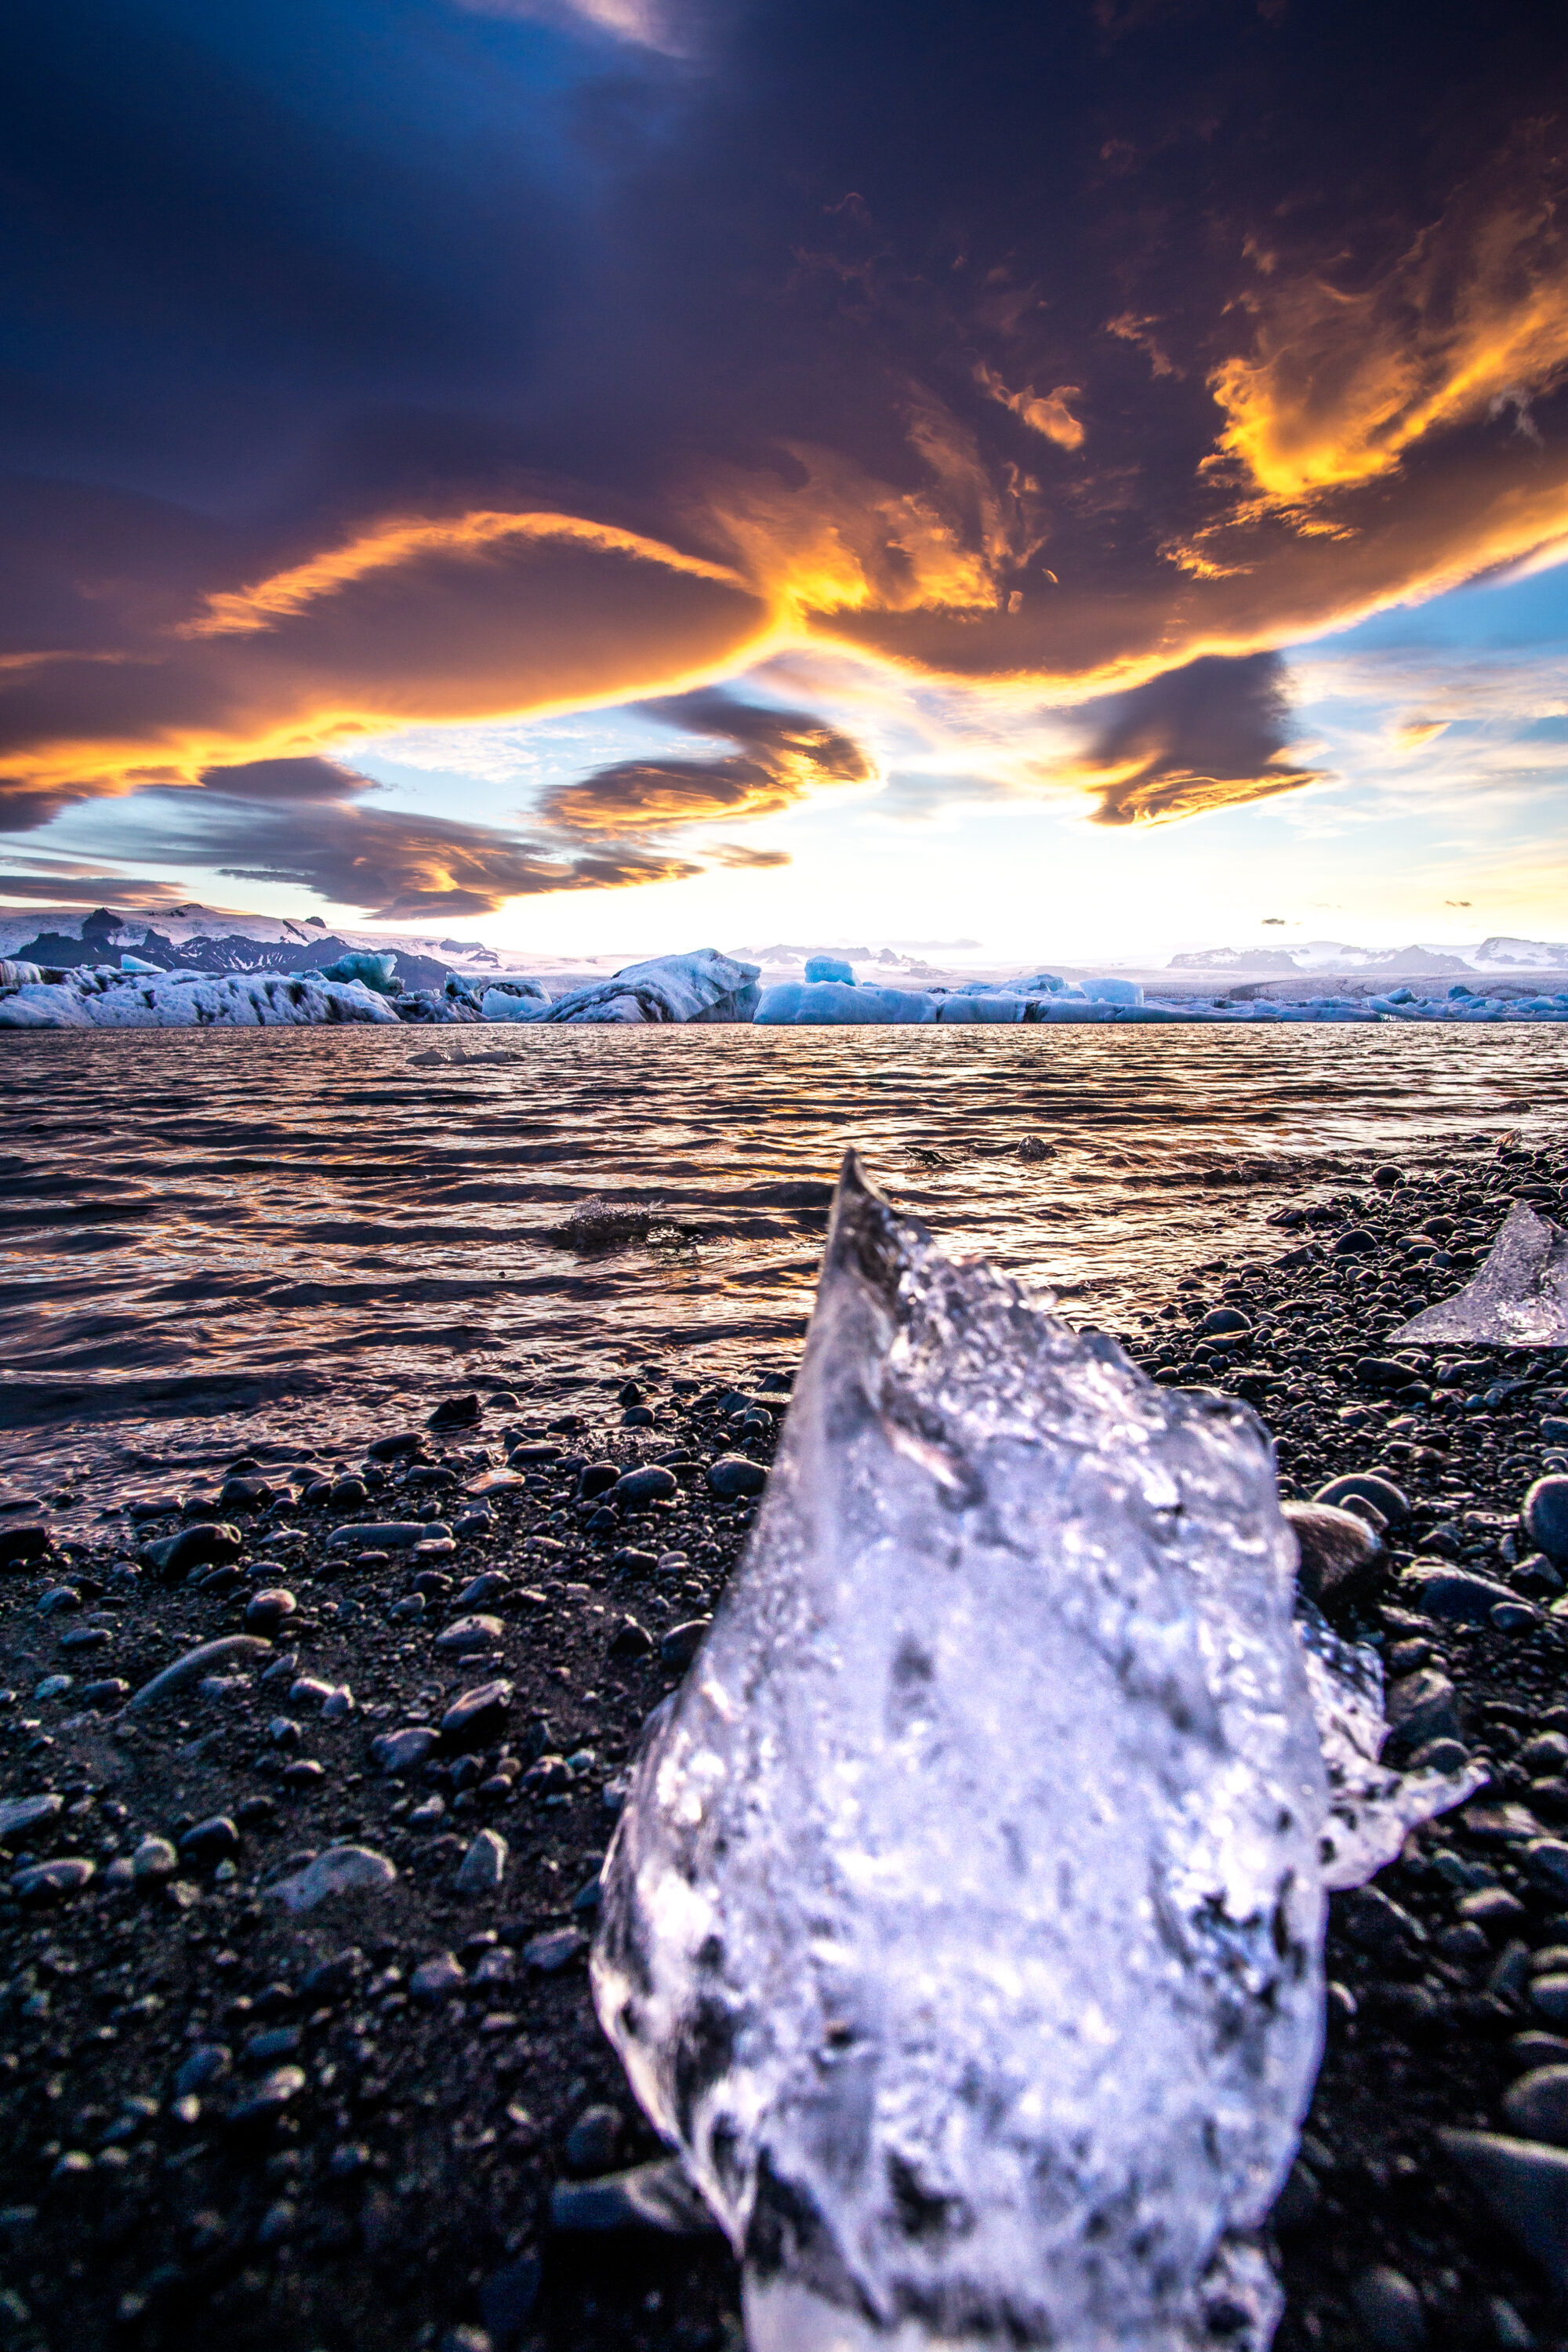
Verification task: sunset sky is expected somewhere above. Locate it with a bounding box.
[3,0,1566,957]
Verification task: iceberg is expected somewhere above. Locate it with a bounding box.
[479,975,552,1022]
[314,949,401,995]
[1392,1200,1568,1348]
[594,1155,1327,2352]
[0,964,397,1029]
[539,949,760,1025]
[804,956,856,984]
[756,981,935,1025]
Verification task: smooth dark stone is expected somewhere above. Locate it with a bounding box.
[440,1679,514,1751]
[178,1816,240,1867]
[1399,1567,1517,1625]
[11,1858,95,1901]
[1283,1501,1381,1606]
[549,2159,720,2236]
[1385,1668,1461,1754]
[610,1549,657,1575]
[0,1525,55,1569]
[563,2103,622,2176]
[1441,2129,1568,2294]
[1503,2065,1568,2146]
[707,1454,766,1498]
[578,1463,619,1500]
[1332,1228,1380,1255]
[366,1432,425,1460]
[1200,1307,1251,1336]
[612,1466,677,1506]
[1315,1471,1410,1525]
[659,1618,711,1668]
[1524,1478,1568,1565]
[245,1588,297,1633]
[1349,2265,1428,2352]
[608,1617,653,1660]
[140,1523,243,1581]
[427,1393,481,1429]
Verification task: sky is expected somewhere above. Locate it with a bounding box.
[2,0,1566,960]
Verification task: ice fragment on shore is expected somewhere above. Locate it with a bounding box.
[1296,1604,1487,1891]
[1392,1201,1568,1347]
[593,1151,1330,2352]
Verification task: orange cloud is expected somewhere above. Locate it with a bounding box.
[1207,190,1568,505]
[974,363,1087,452]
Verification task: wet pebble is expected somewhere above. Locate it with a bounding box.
[245,1587,297,1634]
[1349,2264,1428,2351]
[455,1828,508,1895]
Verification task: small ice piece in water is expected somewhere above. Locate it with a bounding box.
[1297,1602,1487,1890]
[1392,1201,1568,1347]
[593,1152,1330,2352]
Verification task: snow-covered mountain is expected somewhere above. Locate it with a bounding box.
[1169,937,1568,976]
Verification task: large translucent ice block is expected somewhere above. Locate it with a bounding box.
[594,1152,1329,2352]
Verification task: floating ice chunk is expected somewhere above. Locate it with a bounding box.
[0,965,397,1029]
[314,949,399,994]
[594,1152,1330,2352]
[541,949,760,1025]
[119,953,162,973]
[1392,1201,1568,1348]
[1010,971,1067,994]
[1080,976,1145,1004]
[755,981,935,1025]
[481,976,551,1021]
[1297,1603,1486,1890]
[804,956,855,984]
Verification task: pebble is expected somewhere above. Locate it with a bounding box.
[521,1926,586,1975]
[612,1467,677,1506]
[177,1816,240,1868]
[265,1844,397,1913]
[0,1525,53,1567]
[455,1828,508,1895]
[1531,1976,1568,2024]
[1314,1470,1409,1525]
[659,1618,710,1668]
[1385,1668,1461,1753]
[240,1590,293,1637]
[706,1455,766,1498]
[608,1617,652,1660]
[11,1857,95,1902]
[1282,1502,1379,1605]
[436,1613,506,1653]
[132,1835,177,1879]
[1524,1841,1568,1900]
[172,2045,230,2095]
[1524,1476,1568,1563]
[1441,2129,1568,2295]
[410,1953,467,2002]
[456,1573,511,1607]
[328,1520,452,1552]
[563,2103,623,2176]
[227,2065,307,2128]
[371,1725,437,1774]
[440,1679,513,1751]
[1349,2264,1428,2351]
[0,1794,63,1842]
[1399,1567,1519,1625]
[140,1523,242,1581]
[122,1634,273,1714]
[1502,2066,1568,2145]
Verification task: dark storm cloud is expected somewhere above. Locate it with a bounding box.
[129,793,700,920]
[0,0,1564,853]
[537,688,873,833]
[1076,652,1322,826]
[198,757,377,801]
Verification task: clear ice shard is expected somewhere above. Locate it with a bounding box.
[1298,1603,1487,1892]
[1392,1200,1568,1347]
[593,1152,1333,2352]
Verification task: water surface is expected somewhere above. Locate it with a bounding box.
[2,1024,1563,1497]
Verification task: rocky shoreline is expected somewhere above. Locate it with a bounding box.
[2,1134,1568,2352]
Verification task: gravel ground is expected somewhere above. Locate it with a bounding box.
[2,1128,1568,2352]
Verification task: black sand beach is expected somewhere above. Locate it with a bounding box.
[3,1132,1568,2352]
